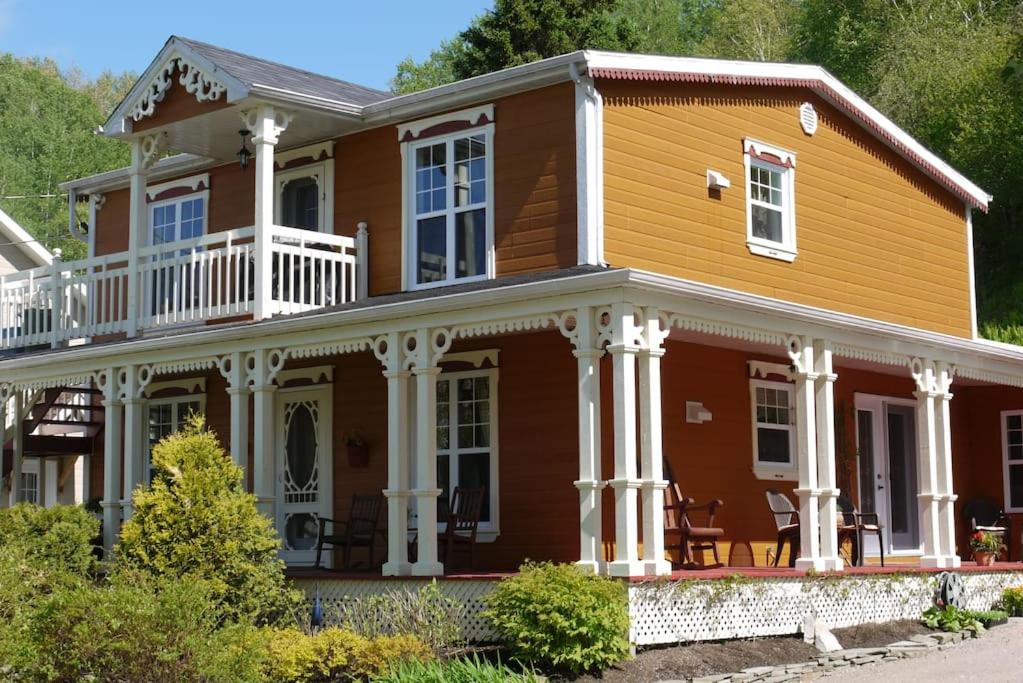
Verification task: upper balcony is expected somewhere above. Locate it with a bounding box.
[0,224,366,352]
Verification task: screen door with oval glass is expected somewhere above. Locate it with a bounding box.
[275,385,333,566]
[855,394,920,557]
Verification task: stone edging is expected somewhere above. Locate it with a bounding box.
[680,630,974,683]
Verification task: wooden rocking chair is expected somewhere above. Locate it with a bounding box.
[765,489,800,568]
[314,493,383,570]
[438,486,486,570]
[663,482,725,569]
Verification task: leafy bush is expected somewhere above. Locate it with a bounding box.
[117,416,301,625]
[263,627,433,682]
[484,562,630,674]
[1000,586,1023,616]
[374,654,541,682]
[922,604,985,634]
[335,579,464,650]
[0,503,99,574]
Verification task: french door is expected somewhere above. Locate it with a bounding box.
[275,385,332,566]
[855,394,920,556]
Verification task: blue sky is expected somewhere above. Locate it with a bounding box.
[0,0,492,90]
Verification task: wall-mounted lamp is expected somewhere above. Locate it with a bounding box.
[237,129,252,170]
[686,401,713,424]
[707,170,731,190]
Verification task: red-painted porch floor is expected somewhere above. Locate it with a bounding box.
[287,561,1023,582]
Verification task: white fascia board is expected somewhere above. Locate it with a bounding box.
[59,154,213,195]
[582,51,991,210]
[0,206,52,266]
[103,37,249,137]
[247,86,365,117]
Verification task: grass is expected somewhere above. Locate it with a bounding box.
[372,654,541,682]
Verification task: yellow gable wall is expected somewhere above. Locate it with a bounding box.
[601,80,973,338]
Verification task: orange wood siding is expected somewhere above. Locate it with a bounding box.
[132,69,230,133]
[601,80,973,338]
[94,188,130,256]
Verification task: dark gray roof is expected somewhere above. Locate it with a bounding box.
[174,36,391,106]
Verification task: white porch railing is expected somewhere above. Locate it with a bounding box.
[0,224,365,351]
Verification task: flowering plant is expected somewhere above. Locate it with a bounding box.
[970,530,1005,554]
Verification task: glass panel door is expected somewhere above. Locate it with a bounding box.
[885,404,920,551]
[276,386,332,566]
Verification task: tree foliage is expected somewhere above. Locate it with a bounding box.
[0,55,132,260]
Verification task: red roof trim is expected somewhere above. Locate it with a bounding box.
[590,66,985,211]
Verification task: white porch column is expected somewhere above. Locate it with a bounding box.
[219,352,250,475]
[639,307,671,576]
[249,349,282,518]
[607,303,644,577]
[789,336,825,571]
[935,362,961,567]
[375,332,413,576]
[247,106,292,321]
[0,385,9,508]
[36,457,48,508]
[98,368,123,555]
[10,389,23,506]
[912,358,945,568]
[126,139,149,338]
[569,306,606,574]
[813,340,843,571]
[121,366,150,519]
[411,329,443,576]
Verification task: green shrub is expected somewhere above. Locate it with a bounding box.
[0,503,99,574]
[484,561,630,674]
[335,579,464,650]
[969,609,1009,627]
[117,416,301,625]
[1001,586,1023,616]
[263,627,432,682]
[923,604,985,634]
[373,654,541,682]
[356,633,435,678]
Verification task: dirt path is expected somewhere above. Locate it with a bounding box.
[809,618,1023,682]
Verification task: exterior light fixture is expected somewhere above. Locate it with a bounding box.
[237,129,252,170]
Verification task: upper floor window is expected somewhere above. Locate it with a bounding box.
[405,126,494,289]
[744,139,796,262]
[275,158,333,232]
[1002,411,1023,512]
[150,192,206,248]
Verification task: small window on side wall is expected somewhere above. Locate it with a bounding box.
[275,160,333,232]
[1001,411,1023,512]
[750,376,797,481]
[744,139,797,262]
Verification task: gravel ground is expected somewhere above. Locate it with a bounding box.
[809,618,1023,682]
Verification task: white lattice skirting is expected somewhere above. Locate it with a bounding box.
[295,570,1023,647]
[628,570,1023,646]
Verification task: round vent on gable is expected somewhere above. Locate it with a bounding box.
[799,102,818,135]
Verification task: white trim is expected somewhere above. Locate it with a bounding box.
[749,377,798,481]
[274,159,335,233]
[144,392,207,483]
[144,377,206,398]
[1001,410,1023,513]
[275,141,335,168]
[396,104,494,142]
[145,173,210,201]
[0,206,52,267]
[403,123,496,290]
[439,349,499,368]
[748,360,793,381]
[276,364,334,386]
[966,207,979,339]
[744,139,797,262]
[572,65,604,266]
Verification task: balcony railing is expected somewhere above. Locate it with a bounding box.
[0,225,365,351]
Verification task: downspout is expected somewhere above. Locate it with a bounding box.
[570,59,606,267]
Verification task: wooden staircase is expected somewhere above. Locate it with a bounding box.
[3,386,103,476]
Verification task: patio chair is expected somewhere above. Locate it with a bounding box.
[438,486,486,570]
[765,489,800,568]
[836,495,884,567]
[664,482,725,568]
[962,497,1011,561]
[314,493,383,570]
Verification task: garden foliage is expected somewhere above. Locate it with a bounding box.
[484,561,630,674]
[334,579,464,650]
[1001,585,1023,616]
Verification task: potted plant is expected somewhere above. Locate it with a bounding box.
[970,530,1004,566]
[344,432,369,467]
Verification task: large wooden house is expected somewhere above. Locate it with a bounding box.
[4,36,1021,581]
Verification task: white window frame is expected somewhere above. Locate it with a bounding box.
[274,159,334,233]
[436,367,500,540]
[144,394,206,483]
[1001,410,1023,513]
[750,377,798,481]
[19,467,39,505]
[743,138,797,262]
[401,123,496,291]
[148,189,209,248]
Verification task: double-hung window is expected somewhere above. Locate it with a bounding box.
[750,377,796,480]
[148,192,207,318]
[406,126,494,289]
[19,471,39,505]
[435,369,499,535]
[744,139,797,262]
[146,395,204,484]
[1002,411,1023,512]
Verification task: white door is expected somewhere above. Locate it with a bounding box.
[855,394,920,557]
[275,385,332,566]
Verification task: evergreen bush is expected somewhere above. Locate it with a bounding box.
[0,502,99,574]
[116,416,301,625]
[484,561,630,674]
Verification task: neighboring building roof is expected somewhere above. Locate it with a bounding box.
[95,39,991,210]
[0,205,52,268]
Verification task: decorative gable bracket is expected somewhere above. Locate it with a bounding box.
[130,54,228,122]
